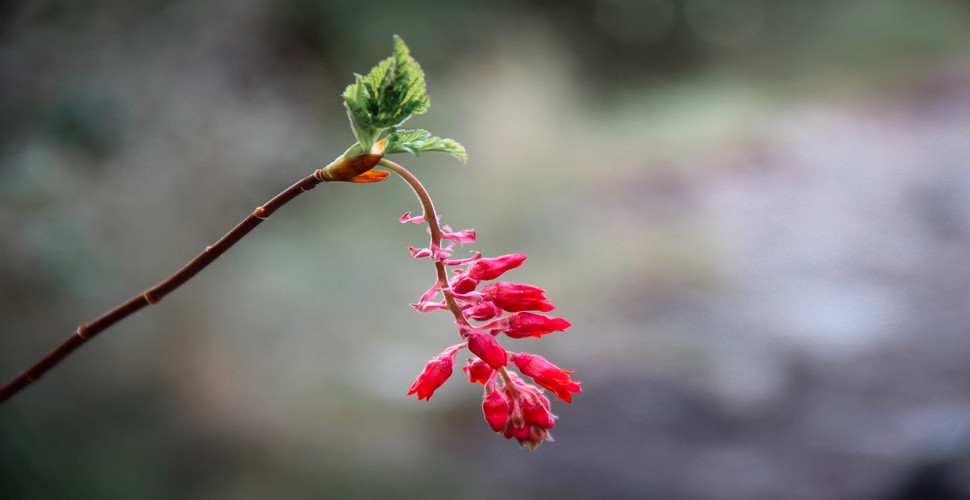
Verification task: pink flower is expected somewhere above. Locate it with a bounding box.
[463,359,494,384]
[441,225,476,245]
[481,312,572,339]
[512,352,582,403]
[482,390,509,432]
[467,330,508,369]
[407,349,458,401]
[482,282,555,313]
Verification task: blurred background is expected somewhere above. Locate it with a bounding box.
[3,0,970,498]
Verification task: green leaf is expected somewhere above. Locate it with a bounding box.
[342,36,430,153]
[384,129,467,163]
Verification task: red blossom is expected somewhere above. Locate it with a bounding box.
[507,422,532,442]
[478,371,559,449]
[463,301,502,321]
[521,395,556,429]
[467,330,508,369]
[482,282,555,313]
[463,359,494,384]
[512,352,582,403]
[482,390,509,432]
[450,275,478,295]
[407,350,457,401]
[468,254,527,281]
[396,184,576,449]
[481,312,572,339]
[503,415,552,450]
[451,254,528,294]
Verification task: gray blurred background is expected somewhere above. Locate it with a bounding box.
[3,1,970,498]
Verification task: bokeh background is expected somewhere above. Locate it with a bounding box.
[3,1,970,498]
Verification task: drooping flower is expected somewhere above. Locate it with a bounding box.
[467,330,507,369]
[407,347,459,401]
[497,373,557,450]
[512,352,582,403]
[520,393,556,430]
[392,162,578,449]
[482,389,509,432]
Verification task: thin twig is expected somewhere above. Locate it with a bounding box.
[0,170,331,404]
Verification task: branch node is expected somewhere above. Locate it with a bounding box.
[253,207,269,220]
[25,373,37,383]
[143,291,160,305]
[76,326,89,339]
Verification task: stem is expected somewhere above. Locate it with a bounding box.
[0,169,334,404]
[379,159,470,332]
[497,366,519,397]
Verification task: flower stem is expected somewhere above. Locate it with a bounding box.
[497,366,519,397]
[379,159,471,333]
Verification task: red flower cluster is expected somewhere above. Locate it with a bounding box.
[471,362,558,449]
[402,212,580,449]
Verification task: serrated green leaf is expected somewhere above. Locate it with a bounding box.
[342,36,430,153]
[384,129,467,163]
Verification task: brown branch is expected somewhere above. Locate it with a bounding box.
[0,155,383,405]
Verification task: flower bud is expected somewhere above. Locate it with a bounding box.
[463,359,494,384]
[467,330,508,369]
[467,254,527,281]
[319,153,383,182]
[521,396,556,429]
[482,282,555,313]
[464,302,502,321]
[407,351,455,401]
[482,312,571,339]
[482,390,510,432]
